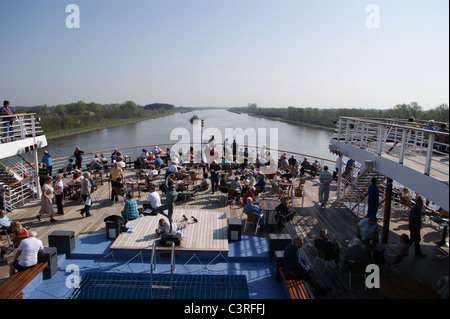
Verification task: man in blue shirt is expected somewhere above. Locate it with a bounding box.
[42,151,53,177]
[243,198,263,225]
[154,155,163,169]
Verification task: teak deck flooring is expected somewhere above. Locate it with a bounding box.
[1,166,448,299]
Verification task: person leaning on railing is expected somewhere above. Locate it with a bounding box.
[1,100,15,143]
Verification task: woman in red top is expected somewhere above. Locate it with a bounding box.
[10,221,28,238]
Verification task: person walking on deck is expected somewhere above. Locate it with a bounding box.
[318,165,332,208]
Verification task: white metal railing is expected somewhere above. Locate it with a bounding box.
[1,113,43,142]
[42,142,337,179]
[3,176,38,211]
[333,117,449,178]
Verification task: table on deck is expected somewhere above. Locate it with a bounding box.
[66,179,81,200]
[259,199,280,226]
[380,275,440,299]
[278,180,294,207]
[91,170,103,185]
[126,179,140,198]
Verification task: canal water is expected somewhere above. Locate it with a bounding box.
[43,109,335,161]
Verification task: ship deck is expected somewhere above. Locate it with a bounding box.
[1,167,448,299]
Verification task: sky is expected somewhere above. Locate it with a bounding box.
[0,0,448,110]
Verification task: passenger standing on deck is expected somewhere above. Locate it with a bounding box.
[80,172,92,218]
[1,100,15,143]
[110,162,124,202]
[318,165,332,208]
[409,196,426,257]
[41,151,53,177]
[73,146,84,171]
[209,160,221,193]
[53,174,64,215]
[367,177,379,218]
[36,176,58,222]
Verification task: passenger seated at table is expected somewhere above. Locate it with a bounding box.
[314,229,340,265]
[200,173,209,191]
[142,184,161,215]
[154,155,163,169]
[243,198,264,225]
[272,171,281,186]
[88,154,103,171]
[283,236,332,295]
[67,158,75,174]
[275,197,290,229]
[300,158,310,176]
[310,160,321,177]
[111,177,126,203]
[219,173,228,193]
[342,238,370,272]
[72,166,82,180]
[254,174,267,193]
[146,165,159,181]
[246,172,256,186]
[228,177,242,199]
[400,187,415,208]
[121,192,139,224]
[373,233,409,270]
[146,152,156,162]
[356,216,379,244]
[242,187,256,206]
[116,156,126,169]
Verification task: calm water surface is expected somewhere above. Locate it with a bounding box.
[44,109,335,161]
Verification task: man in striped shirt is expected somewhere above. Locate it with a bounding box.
[318,165,333,208]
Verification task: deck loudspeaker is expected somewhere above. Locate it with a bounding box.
[365,160,376,169]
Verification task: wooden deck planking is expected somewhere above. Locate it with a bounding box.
[110,209,228,252]
[1,167,448,299]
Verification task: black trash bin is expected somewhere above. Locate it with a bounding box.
[106,221,120,240]
[227,218,242,241]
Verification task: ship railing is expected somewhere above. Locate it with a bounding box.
[0,113,44,142]
[333,117,449,178]
[3,176,37,212]
[1,155,38,211]
[41,142,337,178]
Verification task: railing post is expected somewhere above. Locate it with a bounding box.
[382,178,393,244]
[377,125,383,156]
[424,133,434,176]
[399,129,407,164]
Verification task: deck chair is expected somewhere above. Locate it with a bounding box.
[312,248,335,274]
[0,227,14,255]
[242,211,264,235]
[273,184,288,200]
[384,254,407,273]
[348,260,368,290]
[294,179,306,207]
[113,187,125,204]
[277,208,296,227]
[227,188,236,204]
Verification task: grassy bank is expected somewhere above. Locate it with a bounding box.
[45,111,179,139]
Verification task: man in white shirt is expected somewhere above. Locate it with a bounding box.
[10,231,44,276]
[143,185,162,215]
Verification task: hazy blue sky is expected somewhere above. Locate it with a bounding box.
[0,0,448,109]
